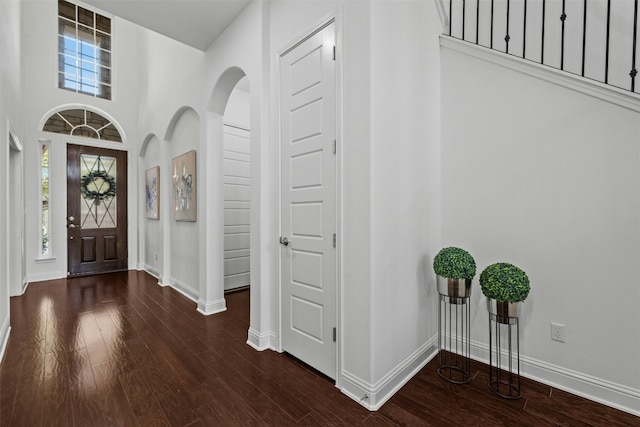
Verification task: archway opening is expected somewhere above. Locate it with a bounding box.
[222,77,251,295]
[204,66,257,337]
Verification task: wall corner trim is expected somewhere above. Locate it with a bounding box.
[246,327,276,351]
[197,298,227,316]
[340,336,439,411]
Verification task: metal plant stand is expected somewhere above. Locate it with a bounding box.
[488,300,522,399]
[437,293,471,384]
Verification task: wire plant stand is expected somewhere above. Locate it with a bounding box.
[488,300,522,399]
[437,293,471,384]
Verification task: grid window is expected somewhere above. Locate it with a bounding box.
[57,0,111,99]
[41,143,51,257]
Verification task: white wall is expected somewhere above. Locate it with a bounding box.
[142,135,162,277]
[135,20,204,297]
[20,0,141,282]
[369,0,442,402]
[269,0,443,408]
[135,1,266,319]
[0,0,24,359]
[9,137,25,296]
[441,40,640,414]
[169,109,200,298]
[225,85,251,128]
[199,0,268,325]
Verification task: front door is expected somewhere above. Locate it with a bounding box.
[280,21,337,379]
[67,144,127,276]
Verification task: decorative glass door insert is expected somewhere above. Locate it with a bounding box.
[80,154,117,229]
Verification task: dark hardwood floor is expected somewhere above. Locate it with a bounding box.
[1,271,637,426]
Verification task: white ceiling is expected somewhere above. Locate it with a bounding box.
[81,0,253,51]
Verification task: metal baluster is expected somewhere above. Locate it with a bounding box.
[582,0,588,76]
[631,0,638,91]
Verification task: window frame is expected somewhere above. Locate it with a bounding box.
[57,0,113,100]
[38,140,53,260]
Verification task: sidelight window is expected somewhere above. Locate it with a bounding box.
[40,142,51,257]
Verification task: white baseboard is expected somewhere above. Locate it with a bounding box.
[467,338,640,417]
[0,316,10,364]
[340,336,439,410]
[246,327,276,351]
[11,278,29,297]
[27,271,66,283]
[197,298,227,316]
[142,265,160,280]
[167,277,199,303]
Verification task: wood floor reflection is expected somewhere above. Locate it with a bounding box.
[1,271,637,426]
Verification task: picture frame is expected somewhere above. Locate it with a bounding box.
[172,150,197,221]
[145,166,160,219]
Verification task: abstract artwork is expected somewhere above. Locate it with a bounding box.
[172,150,197,221]
[145,166,159,219]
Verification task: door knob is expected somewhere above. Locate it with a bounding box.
[68,224,76,228]
[279,236,289,246]
[68,216,75,221]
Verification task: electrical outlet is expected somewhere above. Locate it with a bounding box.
[551,323,565,342]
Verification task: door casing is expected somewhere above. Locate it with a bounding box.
[278,16,341,381]
[67,143,128,276]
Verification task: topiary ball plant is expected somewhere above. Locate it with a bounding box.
[433,247,476,280]
[479,262,530,302]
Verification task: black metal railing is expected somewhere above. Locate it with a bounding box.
[446,0,640,94]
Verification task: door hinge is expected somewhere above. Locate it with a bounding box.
[333,233,336,248]
[333,140,336,154]
[333,45,336,60]
[333,327,337,342]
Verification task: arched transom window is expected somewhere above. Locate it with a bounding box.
[43,108,122,142]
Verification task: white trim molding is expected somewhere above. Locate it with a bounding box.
[246,327,276,351]
[340,337,439,411]
[197,298,227,316]
[158,274,171,287]
[27,271,65,283]
[0,318,10,364]
[440,36,640,114]
[142,265,160,279]
[467,339,640,417]
[167,277,199,303]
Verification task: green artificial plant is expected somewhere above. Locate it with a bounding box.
[479,262,530,302]
[433,247,476,280]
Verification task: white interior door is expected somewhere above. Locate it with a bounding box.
[280,22,337,379]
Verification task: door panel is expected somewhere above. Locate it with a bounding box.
[67,144,127,276]
[280,22,336,379]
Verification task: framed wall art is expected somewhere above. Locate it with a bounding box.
[172,150,197,221]
[145,166,160,219]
